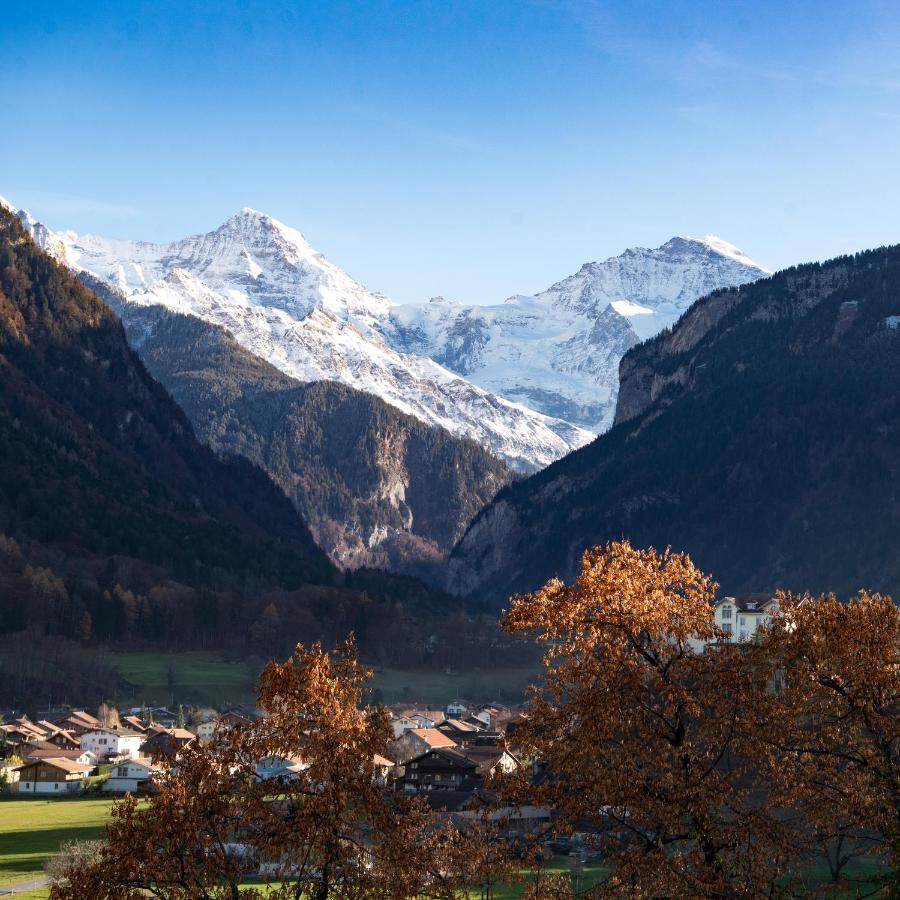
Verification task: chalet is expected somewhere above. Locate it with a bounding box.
[35,722,81,749]
[195,718,218,743]
[390,727,457,764]
[81,727,144,760]
[104,757,162,793]
[396,747,480,796]
[57,709,101,735]
[144,707,178,728]
[1,719,47,745]
[436,718,484,747]
[459,745,519,778]
[218,707,257,728]
[16,758,92,794]
[139,726,196,759]
[120,715,147,733]
[22,742,95,766]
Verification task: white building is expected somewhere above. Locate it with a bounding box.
[713,596,780,643]
[80,728,144,760]
[390,716,418,739]
[103,757,162,793]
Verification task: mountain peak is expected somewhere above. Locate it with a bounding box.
[695,234,769,273]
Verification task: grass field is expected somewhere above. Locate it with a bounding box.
[368,665,539,706]
[109,651,541,709]
[0,796,115,890]
[111,651,259,708]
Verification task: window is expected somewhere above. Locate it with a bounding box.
[722,623,733,636]
[721,606,732,620]
[54,783,59,790]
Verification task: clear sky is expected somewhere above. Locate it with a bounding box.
[3,0,900,304]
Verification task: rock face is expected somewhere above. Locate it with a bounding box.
[10,203,592,472]
[384,236,768,432]
[449,247,900,607]
[103,298,513,578]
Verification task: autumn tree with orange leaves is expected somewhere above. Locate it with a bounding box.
[49,639,516,900]
[761,591,900,888]
[502,541,800,898]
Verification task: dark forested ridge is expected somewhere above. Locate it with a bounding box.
[449,246,900,605]
[0,206,491,703]
[0,205,332,586]
[98,300,512,580]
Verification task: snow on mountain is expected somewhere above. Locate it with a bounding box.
[8,194,766,465]
[11,203,593,471]
[382,236,769,432]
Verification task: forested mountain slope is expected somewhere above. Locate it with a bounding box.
[106,301,512,577]
[0,206,467,694]
[449,246,900,605]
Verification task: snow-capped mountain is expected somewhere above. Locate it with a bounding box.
[3,200,592,471]
[3,194,766,465]
[383,236,770,432]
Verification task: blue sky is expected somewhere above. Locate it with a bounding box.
[3,1,900,303]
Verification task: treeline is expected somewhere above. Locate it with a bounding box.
[0,532,530,706]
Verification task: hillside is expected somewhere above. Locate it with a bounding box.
[108,301,513,576]
[0,205,333,586]
[449,246,900,605]
[0,206,474,704]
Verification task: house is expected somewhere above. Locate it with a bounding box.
[713,595,780,644]
[446,701,468,717]
[104,757,162,793]
[120,715,147,733]
[472,706,500,728]
[56,709,101,735]
[390,728,457,764]
[459,745,519,779]
[35,722,81,749]
[22,742,95,766]
[80,727,144,760]
[373,753,395,785]
[255,754,308,781]
[218,707,257,728]
[195,718,218,743]
[390,716,419,739]
[409,713,440,729]
[1,719,47,745]
[144,707,178,728]
[436,718,484,747]
[16,758,92,794]
[395,747,480,796]
[139,726,196,759]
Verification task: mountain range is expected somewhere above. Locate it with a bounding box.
[5,198,766,470]
[449,244,900,604]
[384,235,768,431]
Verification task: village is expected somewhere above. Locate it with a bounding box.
[1,699,530,807]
